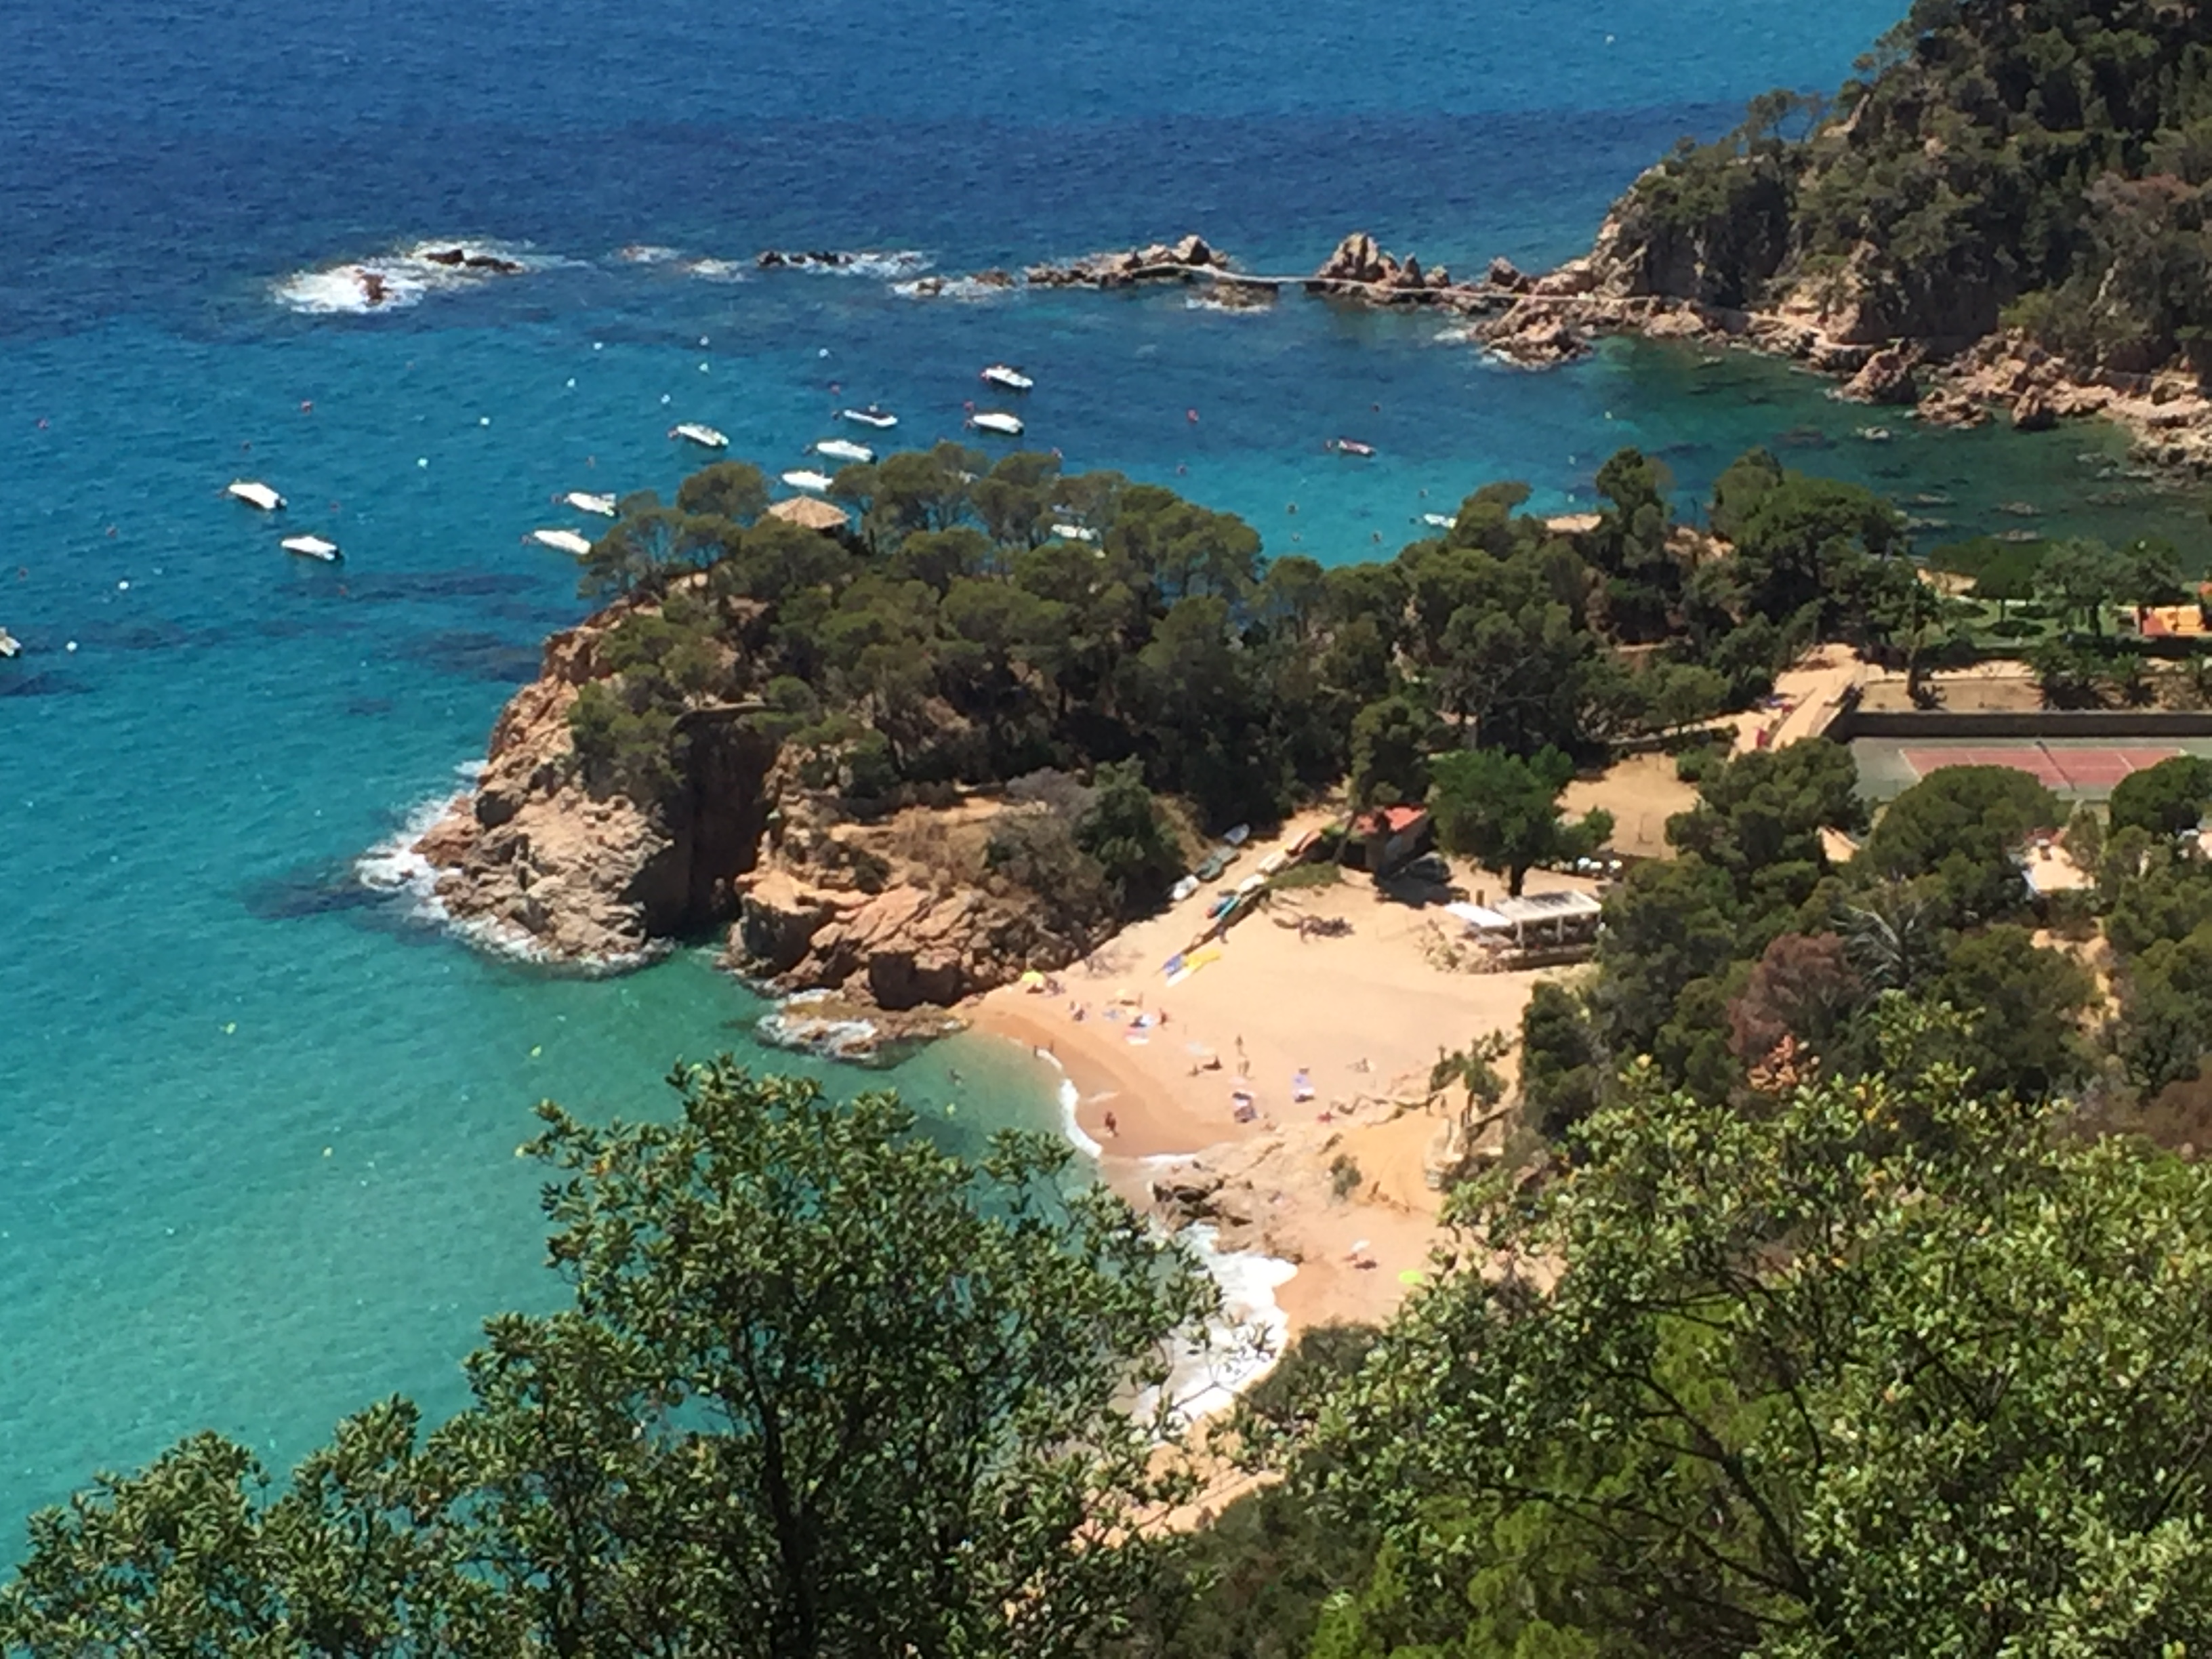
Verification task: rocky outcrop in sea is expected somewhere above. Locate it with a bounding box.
[407,600,1109,1013]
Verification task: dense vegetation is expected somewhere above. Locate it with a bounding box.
[22,1011,2212,1654]
[1,1065,1216,1656]
[1619,0,2212,367]
[565,443,1929,920]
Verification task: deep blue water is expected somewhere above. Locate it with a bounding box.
[1,0,2195,1542]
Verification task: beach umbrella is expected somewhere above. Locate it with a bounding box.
[1397,1268,1428,1286]
[1018,970,1045,989]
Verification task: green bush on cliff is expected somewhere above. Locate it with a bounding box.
[1616,0,2212,367]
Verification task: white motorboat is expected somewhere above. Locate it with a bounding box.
[0,628,20,660]
[281,535,342,562]
[969,411,1024,436]
[227,479,285,512]
[780,470,835,493]
[1050,522,1099,544]
[1330,438,1376,457]
[980,364,1033,392]
[531,528,595,556]
[563,491,617,517]
[815,438,874,464]
[840,405,898,429]
[1422,512,1454,529]
[669,422,729,449]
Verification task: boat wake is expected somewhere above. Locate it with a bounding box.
[271,239,560,316]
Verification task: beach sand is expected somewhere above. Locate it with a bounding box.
[974,820,1598,1340]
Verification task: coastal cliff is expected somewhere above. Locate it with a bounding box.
[412,600,779,966]
[1486,0,2212,464]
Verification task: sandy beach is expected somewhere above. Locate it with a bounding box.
[973,819,1601,1338]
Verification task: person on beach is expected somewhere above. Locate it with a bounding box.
[1103,1109,1119,1137]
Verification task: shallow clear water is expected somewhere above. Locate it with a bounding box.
[1,0,2197,1539]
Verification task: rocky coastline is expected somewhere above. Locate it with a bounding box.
[1454,174,2212,470]
[405,596,1110,1038]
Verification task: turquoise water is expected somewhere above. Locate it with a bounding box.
[2,0,2201,1540]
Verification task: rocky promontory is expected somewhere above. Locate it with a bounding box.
[409,601,777,968]
[408,590,1117,1012]
[1461,1,2212,468]
[1023,232,1233,288]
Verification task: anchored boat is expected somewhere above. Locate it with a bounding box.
[980,364,1033,392]
[669,422,729,449]
[1330,438,1376,457]
[226,479,286,511]
[531,529,595,556]
[562,491,617,517]
[0,628,20,659]
[969,411,1024,436]
[281,535,342,562]
[815,438,874,464]
[780,469,835,493]
[839,405,898,429]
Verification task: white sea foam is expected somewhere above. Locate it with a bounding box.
[354,791,463,920]
[767,249,931,279]
[1154,1223,1298,1426]
[271,239,557,316]
[353,785,663,975]
[892,274,1012,302]
[616,243,682,264]
[757,994,882,1061]
[1024,1052,1293,1419]
[1054,1073,1104,1158]
[679,257,748,283]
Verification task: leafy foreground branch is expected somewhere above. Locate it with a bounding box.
[0,1065,1225,1658]
[1280,1004,2212,1658]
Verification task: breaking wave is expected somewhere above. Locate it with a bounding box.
[271,239,560,316]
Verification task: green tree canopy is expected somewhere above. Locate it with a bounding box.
[1292,1006,2212,1656]
[1429,746,1612,897]
[2,1064,1223,1657]
[1863,764,2061,924]
[2108,753,2212,838]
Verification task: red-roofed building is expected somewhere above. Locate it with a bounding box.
[1349,804,1433,873]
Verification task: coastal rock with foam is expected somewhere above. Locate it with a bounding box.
[409,596,1108,1004]
[409,604,777,966]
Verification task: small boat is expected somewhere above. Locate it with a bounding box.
[980,364,1033,392]
[1421,512,1454,530]
[281,534,342,562]
[0,628,20,660]
[969,411,1024,437]
[840,405,898,429]
[1330,438,1376,457]
[781,470,834,493]
[563,491,617,517]
[227,479,286,512]
[669,422,729,449]
[815,438,874,464]
[531,528,595,556]
[1050,522,1099,544]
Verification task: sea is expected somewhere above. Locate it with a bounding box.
[0,0,2197,1542]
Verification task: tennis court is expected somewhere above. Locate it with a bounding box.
[1899,744,2183,792]
[1848,735,2212,802]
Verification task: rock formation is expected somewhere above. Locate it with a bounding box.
[411,602,1112,1008]
[410,605,777,967]
[1023,232,1231,288]
[1307,232,1457,302]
